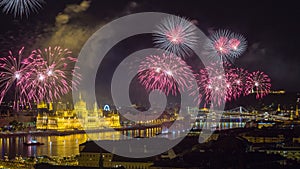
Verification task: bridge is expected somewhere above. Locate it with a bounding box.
[227,106,249,114]
[188,106,252,116]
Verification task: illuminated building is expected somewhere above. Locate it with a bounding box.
[241,131,285,144]
[36,93,121,130]
[36,103,82,130]
[73,93,120,129]
[37,101,48,109]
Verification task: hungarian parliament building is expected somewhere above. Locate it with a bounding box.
[36,94,121,130]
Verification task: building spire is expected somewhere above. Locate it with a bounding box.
[296,98,299,118]
[94,102,98,114]
[296,104,299,118]
[79,92,82,101]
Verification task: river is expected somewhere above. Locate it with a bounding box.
[0,121,246,159]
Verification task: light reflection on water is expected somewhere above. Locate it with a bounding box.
[0,121,245,159]
[0,131,120,159]
[0,129,160,159]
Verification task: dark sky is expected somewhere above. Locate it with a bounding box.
[0,0,299,94]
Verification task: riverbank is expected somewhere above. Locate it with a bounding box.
[0,128,124,138]
[0,125,162,138]
[0,130,87,138]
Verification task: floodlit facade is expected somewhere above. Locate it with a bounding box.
[36,94,120,130]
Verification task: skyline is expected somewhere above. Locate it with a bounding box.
[0,0,299,108]
[0,1,300,168]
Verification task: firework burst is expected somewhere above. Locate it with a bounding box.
[227,67,249,99]
[24,46,81,103]
[246,71,271,99]
[137,54,194,95]
[153,16,198,58]
[206,29,247,62]
[195,62,232,107]
[0,0,45,18]
[228,32,247,58]
[0,47,34,109]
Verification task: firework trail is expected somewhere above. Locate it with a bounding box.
[24,46,81,103]
[137,54,194,95]
[0,0,45,18]
[153,16,198,58]
[0,47,34,110]
[245,71,271,99]
[206,29,247,62]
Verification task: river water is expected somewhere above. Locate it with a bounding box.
[0,121,245,159]
[0,131,122,159]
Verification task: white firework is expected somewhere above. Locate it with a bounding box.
[153,16,198,58]
[0,0,45,18]
[228,32,247,58]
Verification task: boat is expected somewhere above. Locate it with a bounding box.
[155,127,172,135]
[23,139,44,146]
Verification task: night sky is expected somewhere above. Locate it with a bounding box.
[0,0,299,105]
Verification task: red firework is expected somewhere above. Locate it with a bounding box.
[206,29,247,62]
[137,54,194,95]
[23,46,81,103]
[227,67,249,99]
[0,47,35,109]
[193,62,252,107]
[195,62,232,107]
[245,71,271,99]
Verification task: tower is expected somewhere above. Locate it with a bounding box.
[49,102,53,111]
[277,104,281,112]
[74,93,88,120]
[290,104,294,120]
[296,97,299,118]
[296,104,299,118]
[94,102,98,116]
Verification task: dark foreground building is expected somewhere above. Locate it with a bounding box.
[35,163,125,169]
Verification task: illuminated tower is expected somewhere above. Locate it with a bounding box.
[296,97,299,118]
[277,104,281,112]
[290,104,294,120]
[37,101,47,109]
[296,104,299,118]
[49,102,53,111]
[290,114,293,121]
[93,102,99,119]
[93,102,98,115]
[74,92,88,120]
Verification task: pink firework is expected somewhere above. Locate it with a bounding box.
[227,67,249,99]
[206,29,247,62]
[24,46,81,103]
[0,47,34,109]
[228,32,247,58]
[195,62,232,107]
[245,71,271,99]
[153,16,198,58]
[137,54,194,95]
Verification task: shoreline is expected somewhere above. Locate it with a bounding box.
[0,125,164,138]
[0,129,87,137]
[0,128,128,137]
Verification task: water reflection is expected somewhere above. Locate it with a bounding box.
[0,122,244,159]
